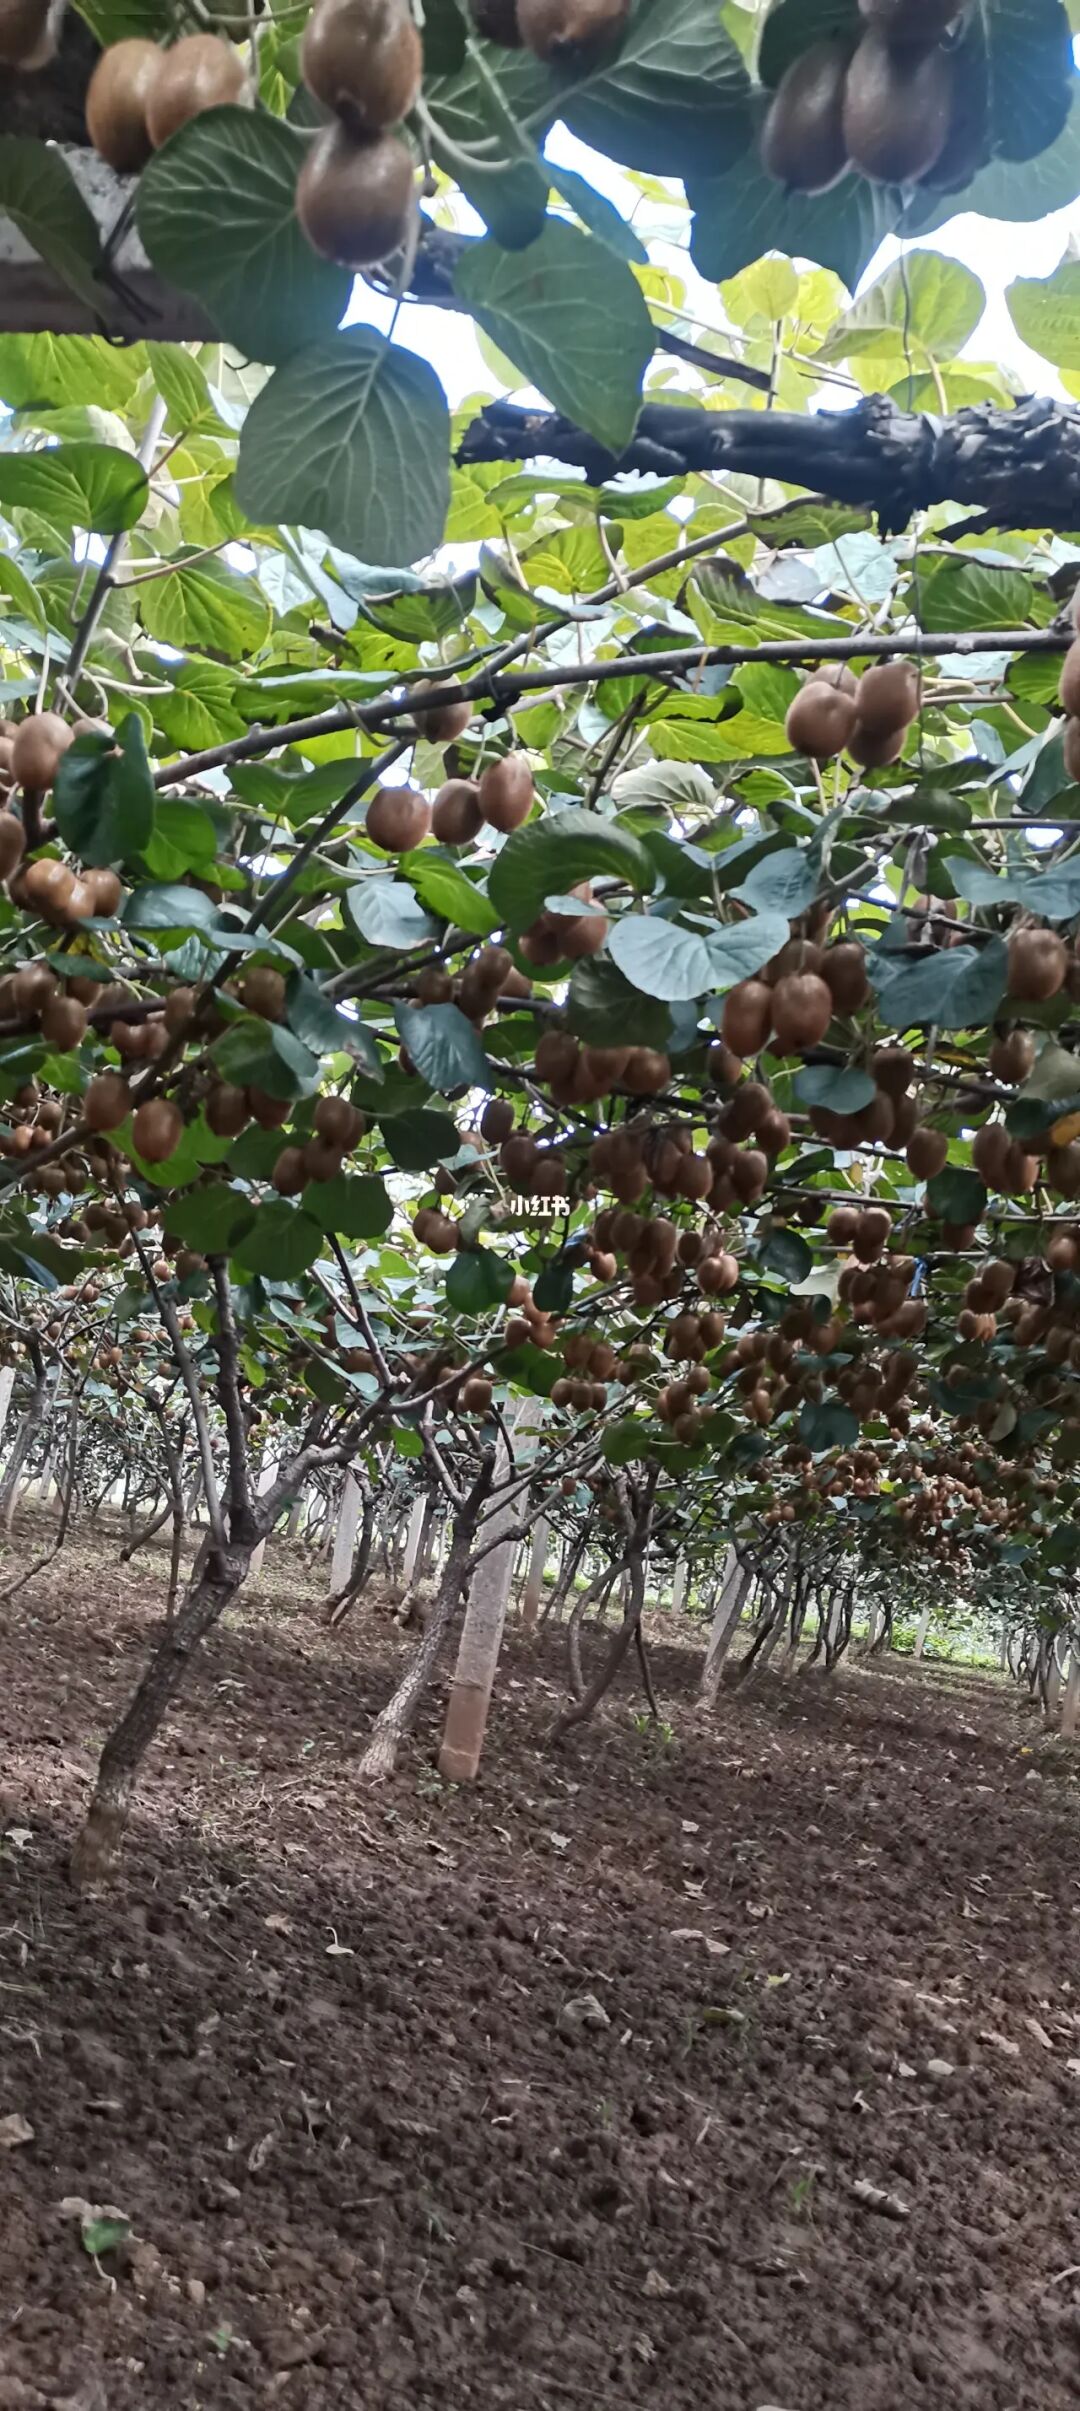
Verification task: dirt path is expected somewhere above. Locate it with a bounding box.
[2,1539,1080,2410]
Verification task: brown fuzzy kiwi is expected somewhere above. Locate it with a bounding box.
[622,1047,670,1097]
[847,720,906,770]
[272,1145,307,1197]
[365,783,431,852]
[517,0,628,60]
[84,1072,131,1132]
[409,675,473,743]
[297,123,416,268]
[24,858,76,923]
[84,866,123,916]
[760,39,852,195]
[770,972,833,1052]
[1064,717,1080,785]
[821,940,869,1012]
[722,978,773,1057]
[905,1125,949,1180]
[0,0,52,62]
[560,891,609,959]
[972,1120,1011,1187]
[301,0,422,129]
[988,1027,1035,1085]
[1059,639,1080,718]
[11,712,73,791]
[785,679,858,760]
[132,1097,183,1163]
[315,1094,363,1148]
[469,0,521,37]
[39,994,87,1052]
[842,29,954,184]
[241,966,286,1021]
[478,754,534,832]
[480,1097,515,1144]
[205,1083,249,1137]
[1007,927,1067,1003]
[145,35,249,147]
[855,659,920,736]
[86,38,161,170]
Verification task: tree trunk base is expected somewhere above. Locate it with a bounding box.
[70,1793,127,1888]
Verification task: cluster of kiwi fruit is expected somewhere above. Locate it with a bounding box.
[85,31,250,173]
[785,659,921,771]
[716,928,864,1064]
[293,0,423,270]
[370,747,535,855]
[1057,601,1080,786]
[0,712,126,918]
[761,2,982,200]
[468,0,630,62]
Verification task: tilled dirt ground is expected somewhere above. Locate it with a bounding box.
[2,1532,1080,2411]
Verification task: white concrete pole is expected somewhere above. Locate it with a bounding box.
[331,1471,363,1592]
[913,1603,933,1660]
[402,1492,427,1588]
[672,1557,689,1615]
[522,1516,550,1633]
[249,1452,281,1578]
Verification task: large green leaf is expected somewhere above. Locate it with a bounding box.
[137,552,273,660]
[394,1002,492,1094]
[869,936,1008,1031]
[455,220,653,453]
[304,1174,394,1239]
[555,0,753,178]
[0,138,108,315]
[915,560,1038,632]
[816,251,986,368]
[1007,250,1080,369]
[689,138,899,291]
[235,330,451,567]
[212,1017,320,1101]
[137,108,351,366]
[347,880,440,951]
[53,715,155,870]
[233,1200,324,1278]
[566,957,672,1048]
[0,443,147,534]
[488,807,654,932]
[608,914,713,1003]
[380,1108,461,1170]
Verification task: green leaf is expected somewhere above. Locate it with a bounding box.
[758,1225,813,1285]
[233,1201,324,1278]
[566,956,672,1048]
[381,1108,460,1170]
[394,1002,492,1093]
[347,880,440,951]
[706,912,792,994]
[402,851,501,937]
[212,1018,320,1101]
[869,935,1008,1031]
[164,1185,256,1251]
[926,1165,988,1222]
[735,847,817,918]
[136,108,351,366]
[235,330,451,568]
[0,138,108,314]
[304,1174,393,1240]
[0,550,45,633]
[53,714,154,870]
[0,333,146,412]
[800,1398,858,1453]
[533,1257,575,1314]
[558,0,753,179]
[285,973,382,1070]
[0,443,147,534]
[455,220,653,454]
[915,559,1038,632]
[142,797,219,882]
[446,1249,513,1313]
[608,914,713,1003]
[816,250,986,367]
[137,552,273,660]
[793,1064,876,1112]
[80,2215,131,2260]
[488,806,654,933]
[689,140,899,290]
[123,881,220,935]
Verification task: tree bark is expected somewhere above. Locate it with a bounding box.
[70,1537,251,1884]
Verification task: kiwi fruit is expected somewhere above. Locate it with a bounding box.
[469,0,521,38]
[622,1047,670,1097]
[409,676,473,742]
[84,866,124,916]
[39,994,87,1052]
[906,1125,948,1180]
[132,1097,184,1163]
[479,754,534,832]
[1007,927,1067,1003]
[432,779,483,845]
[24,858,76,923]
[1065,718,1080,784]
[145,35,250,148]
[240,965,286,1021]
[848,720,906,770]
[560,889,608,960]
[785,679,858,760]
[315,1094,363,1148]
[1059,638,1080,717]
[770,972,834,1052]
[0,0,51,64]
[12,712,73,791]
[760,39,852,196]
[85,38,161,171]
[988,1028,1035,1085]
[821,941,869,1012]
[301,0,422,130]
[297,122,416,267]
[84,1072,131,1133]
[843,30,954,184]
[366,783,431,852]
[205,1082,250,1137]
[855,659,920,735]
[516,0,628,61]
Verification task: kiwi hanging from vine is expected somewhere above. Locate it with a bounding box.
[296,123,417,268]
[0,0,53,65]
[301,0,423,133]
[785,680,858,761]
[842,30,954,184]
[145,34,250,149]
[761,40,853,196]
[469,0,522,38]
[86,39,162,172]
[516,0,629,64]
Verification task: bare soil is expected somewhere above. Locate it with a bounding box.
[3,1530,1080,2411]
